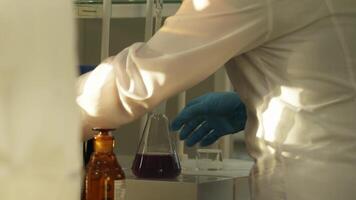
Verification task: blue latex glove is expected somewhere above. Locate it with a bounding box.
[79,65,95,75]
[171,92,247,147]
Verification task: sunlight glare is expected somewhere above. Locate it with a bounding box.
[77,63,114,116]
[193,0,211,11]
[257,86,303,142]
[261,98,284,142]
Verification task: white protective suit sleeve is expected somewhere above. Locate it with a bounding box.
[0,1,81,200]
[77,0,271,134]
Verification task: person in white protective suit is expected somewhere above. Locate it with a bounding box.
[1,0,355,200]
[0,1,82,200]
[78,0,356,199]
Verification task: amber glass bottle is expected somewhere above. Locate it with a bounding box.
[83,128,125,200]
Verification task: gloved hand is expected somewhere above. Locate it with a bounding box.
[171,92,247,147]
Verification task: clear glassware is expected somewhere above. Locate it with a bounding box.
[132,112,181,179]
[83,128,126,200]
[196,148,223,171]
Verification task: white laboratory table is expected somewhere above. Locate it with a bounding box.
[118,156,253,200]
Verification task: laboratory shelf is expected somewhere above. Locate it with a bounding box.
[75,0,181,18]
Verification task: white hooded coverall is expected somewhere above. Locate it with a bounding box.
[0,1,81,200]
[79,0,356,199]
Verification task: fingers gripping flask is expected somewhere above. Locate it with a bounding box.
[84,128,125,200]
[132,112,181,179]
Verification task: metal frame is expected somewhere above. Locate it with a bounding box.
[76,3,180,18]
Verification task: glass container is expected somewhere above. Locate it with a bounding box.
[196,148,223,171]
[132,113,181,179]
[83,128,126,200]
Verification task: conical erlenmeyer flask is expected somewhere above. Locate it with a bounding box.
[132,113,181,179]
